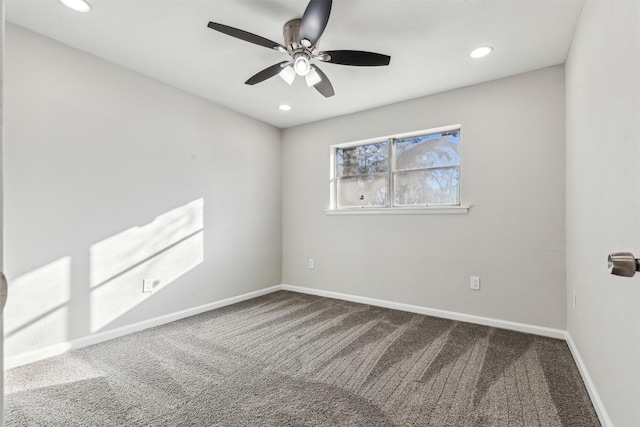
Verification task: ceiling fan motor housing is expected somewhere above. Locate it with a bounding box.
[283,19,302,50]
[284,18,314,76]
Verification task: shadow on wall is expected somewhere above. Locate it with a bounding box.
[4,199,205,357]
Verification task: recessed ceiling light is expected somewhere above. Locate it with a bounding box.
[59,0,92,13]
[279,104,292,111]
[470,46,493,59]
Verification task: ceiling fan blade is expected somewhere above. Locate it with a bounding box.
[208,22,285,51]
[299,0,332,47]
[311,65,335,98]
[319,50,391,66]
[245,62,290,85]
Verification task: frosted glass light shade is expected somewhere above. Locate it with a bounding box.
[294,56,311,76]
[305,68,322,87]
[279,66,296,85]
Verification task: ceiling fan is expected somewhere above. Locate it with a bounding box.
[207,0,391,98]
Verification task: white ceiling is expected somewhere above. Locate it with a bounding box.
[6,0,584,129]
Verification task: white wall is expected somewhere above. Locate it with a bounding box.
[3,24,282,360]
[1,1,5,423]
[565,1,640,425]
[282,66,566,329]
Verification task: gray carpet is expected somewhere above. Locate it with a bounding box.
[5,291,600,426]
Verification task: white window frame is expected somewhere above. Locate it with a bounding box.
[328,125,469,215]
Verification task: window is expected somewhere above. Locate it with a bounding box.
[330,125,462,212]
[336,141,389,208]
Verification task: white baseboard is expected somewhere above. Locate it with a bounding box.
[565,332,612,427]
[6,283,609,425]
[3,284,565,370]
[4,285,282,370]
[280,284,566,339]
[282,285,614,422]
[2,284,580,378]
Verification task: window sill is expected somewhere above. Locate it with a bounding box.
[324,206,470,216]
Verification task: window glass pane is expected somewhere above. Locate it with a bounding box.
[337,142,388,177]
[394,131,460,171]
[394,167,459,206]
[337,175,388,208]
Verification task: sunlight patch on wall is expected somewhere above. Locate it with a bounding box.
[4,257,72,357]
[89,199,204,332]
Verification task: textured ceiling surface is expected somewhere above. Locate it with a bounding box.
[6,0,584,128]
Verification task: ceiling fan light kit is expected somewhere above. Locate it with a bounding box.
[305,68,323,87]
[207,0,391,98]
[279,65,297,85]
[293,52,311,76]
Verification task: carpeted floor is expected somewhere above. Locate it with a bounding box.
[5,291,600,426]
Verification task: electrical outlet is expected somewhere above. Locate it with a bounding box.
[143,279,153,293]
[470,276,480,290]
[308,258,315,269]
